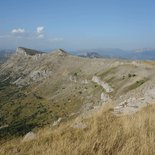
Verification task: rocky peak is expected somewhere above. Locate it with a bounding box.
[53,49,69,56]
[16,47,45,56]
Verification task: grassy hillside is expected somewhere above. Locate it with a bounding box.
[0,49,106,139]
[1,48,155,154]
[1,104,155,155]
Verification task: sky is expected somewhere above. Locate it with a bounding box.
[0,0,155,50]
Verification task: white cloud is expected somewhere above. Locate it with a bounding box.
[11,28,25,34]
[36,26,44,34]
[36,26,44,39]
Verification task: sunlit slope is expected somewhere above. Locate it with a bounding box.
[0,47,155,139]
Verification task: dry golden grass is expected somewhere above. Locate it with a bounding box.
[144,61,155,67]
[1,104,155,155]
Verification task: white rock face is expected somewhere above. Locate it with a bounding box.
[113,87,155,115]
[144,88,155,102]
[69,75,77,82]
[53,117,62,126]
[22,132,36,142]
[131,61,139,66]
[75,76,113,119]
[0,124,8,130]
[92,76,113,93]
[81,79,89,84]
[101,93,111,102]
[32,54,42,60]
[16,47,27,56]
[71,121,87,129]
[12,77,22,84]
[30,70,50,81]
[11,70,51,86]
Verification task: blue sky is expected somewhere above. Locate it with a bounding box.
[0,0,155,50]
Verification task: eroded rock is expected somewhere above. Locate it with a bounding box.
[22,132,36,142]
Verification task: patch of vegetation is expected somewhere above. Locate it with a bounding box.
[33,93,44,99]
[0,120,37,139]
[79,91,82,94]
[97,67,116,78]
[74,72,78,76]
[123,79,148,93]
[128,73,136,78]
[106,76,115,83]
[136,80,144,85]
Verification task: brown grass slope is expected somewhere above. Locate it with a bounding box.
[1,104,155,155]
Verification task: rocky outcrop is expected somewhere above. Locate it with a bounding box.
[22,132,36,142]
[16,47,27,56]
[12,69,52,86]
[53,118,62,126]
[15,47,47,61]
[29,70,51,81]
[53,49,69,57]
[16,47,45,56]
[71,121,87,129]
[92,76,113,93]
[113,84,155,115]
[101,92,111,102]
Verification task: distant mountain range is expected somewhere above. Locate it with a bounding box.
[1,48,155,62]
[77,48,155,60]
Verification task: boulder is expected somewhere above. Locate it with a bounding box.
[22,131,36,142]
[53,117,62,126]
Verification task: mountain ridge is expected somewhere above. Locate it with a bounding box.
[1,46,155,142]
[16,47,45,56]
[78,48,155,60]
[1,47,155,61]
